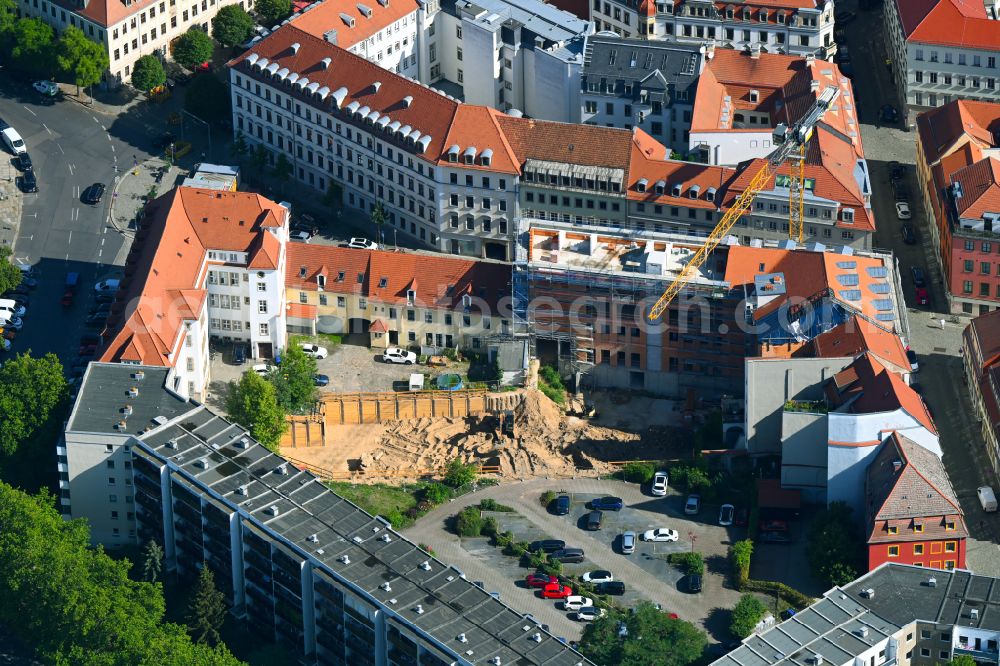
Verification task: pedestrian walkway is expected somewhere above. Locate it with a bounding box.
[108,158,184,233]
[0,159,22,250]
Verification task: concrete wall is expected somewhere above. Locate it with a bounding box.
[689,129,775,167]
[64,431,137,546]
[523,46,582,123]
[745,356,853,456]
[780,410,828,502]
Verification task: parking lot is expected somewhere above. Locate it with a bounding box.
[403,477,745,643]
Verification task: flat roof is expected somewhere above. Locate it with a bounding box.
[99,366,589,666]
[454,0,591,46]
[67,363,191,435]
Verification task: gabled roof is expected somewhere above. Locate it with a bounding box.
[100,188,288,367]
[865,433,966,543]
[808,315,910,373]
[827,354,936,434]
[950,157,1000,220]
[285,245,512,311]
[894,0,1000,49]
[916,100,1000,166]
[626,133,736,208]
[289,0,422,50]
[494,115,636,168]
[965,308,1000,373]
[50,0,156,28]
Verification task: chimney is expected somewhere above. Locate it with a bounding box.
[372,81,382,92]
[403,95,413,107]
[291,42,300,53]
[810,79,820,92]
[321,57,332,69]
[806,53,815,66]
[750,44,761,59]
[704,42,715,60]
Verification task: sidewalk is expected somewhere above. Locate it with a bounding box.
[108,158,185,233]
[0,159,22,251]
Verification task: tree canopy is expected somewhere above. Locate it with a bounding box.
[186,565,227,646]
[170,28,214,71]
[806,501,862,587]
[578,602,707,666]
[132,54,166,93]
[254,0,292,26]
[730,594,766,639]
[226,370,287,451]
[9,18,55,78]
[184,72,231,124]
[212,5,255,48]
[0,248,23,295]
[0,352,66,459]
[269,345,318,413]
[0,482,245,665]
[56,26,109,95]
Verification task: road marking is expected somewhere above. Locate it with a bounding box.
[68,164,75,176]
[101,236,105,246]
[92,116,99,123]
[111,144,116,153]
[22,105,36,117]
[57,143,65,155]
[68,231,73,244]
[42,123,52,135]
[98,249,103,259]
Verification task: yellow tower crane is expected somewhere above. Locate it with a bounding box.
[647,86,841,321]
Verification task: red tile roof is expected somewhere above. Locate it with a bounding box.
[965,308,1000,373]
[950,157,1000,220]
[285,245,511,311]
[626,133,736,208]
[722,246,894,321]
[894,0,1000,49]
[808,315,910,373]
[916,99,1000,166]
[494,115,636,168]
[50,0,156,28]
[828,354,936,433]
[290,0,422,49]
[866,432,966,544]
[100,188,288,367]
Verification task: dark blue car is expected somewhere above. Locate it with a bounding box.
[590,496,624,511]
[313,374,330,386]
[552,495,571,515]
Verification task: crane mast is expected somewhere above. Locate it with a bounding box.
[647,86,841,321]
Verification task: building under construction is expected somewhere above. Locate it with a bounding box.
[513,220,904,399]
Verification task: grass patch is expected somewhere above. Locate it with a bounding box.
[538,364,566,405]
[325,481,421,528]
[289,333,342,349]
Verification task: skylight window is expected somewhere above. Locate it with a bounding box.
[836,261,857,269]
[836,274,859,286]
[838,290,862,301]
[866,266,889,278]
[873,299,893,311]
[869,283,891,294]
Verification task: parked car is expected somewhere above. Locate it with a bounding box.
[684,494,701,515]
[290,230,312,243]
[33,80,59,96]
[94,279,120,293]
[525,573,557,589]
[18,169,37,193]
[252,364,275,376]
[761,519,788,532]
[907,349,919,372]
[901,224,916,244]
[595,581,625,595]
[760,531,791,543]
[688,573,703,593]
[888,161,906,180]
[914,285,929,306]
[911,266,926,288]
[16,152,32,171]
[621,530,636,554]
[563,596,593,612]
[586,510,604,531]
[82,182,106,205]
[541,583,572,599]
[651,470,668,496]
[590,496,623,511]
[734,507,748,526]
[581,570,613,584]
[299,343,328,359]
[0,300,27,317]
[576,607,606,622]
[1,127,26,155]
[383,347,417,364]
[529,539,565,554]
[348,237,379,250]
[719,503,735,526]
[895,201,911,220]
[0,315,23,330]
[233,343,247,365]
[552,494,571,515]
[549,548,585,564]
[313,373,330,386]
[641,528,679,542]
[880,104,900,123]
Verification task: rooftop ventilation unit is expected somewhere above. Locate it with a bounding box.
[415,604,424,614]
[381,582,392,591]
[115,420,127,430]
[133,370,145,381]
[340,554,350,564]
[352,535,364,544]
[196,458,209,469]
[458,633,467,643]
[420,561,431,571]
[855,627,869,638]
[381,534,392,542]
[814,656,823,666]
[128,387,139,398]
[239,437,251,449]
[152,415,169,426]
[532,633,542,643]
[307,534,318,543]
[321,57,331,69]
[236,485,248,496]
[403,95,413,107]
[492,658,501,666]
[276,463,288,475]
[166,439,178,449]
[928,577,937,587]
[267,504,279,516]
[122,404,133,416]
[290,42,300,53]
[971,608,980,620]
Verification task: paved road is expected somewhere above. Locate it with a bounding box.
[403,478,743,644]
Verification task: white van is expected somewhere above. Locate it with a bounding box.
[408,373,425,392]
[1,127,26,155]
[978,486,998,512]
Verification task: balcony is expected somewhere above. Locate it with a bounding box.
[783,399,829,414]
[954,645,1000,663]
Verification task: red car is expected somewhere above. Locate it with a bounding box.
[914,286,928,306]
[761,519,788,532]
[525,573,557,589]
[541,583,572,599]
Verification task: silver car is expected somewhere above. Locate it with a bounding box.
[621,531,636,554]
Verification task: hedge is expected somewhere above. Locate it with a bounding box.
[730,539,753,588]
[742,579,814,610]
[622,462,656,484]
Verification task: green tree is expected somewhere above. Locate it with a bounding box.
[185,72,231,125]
[443,457,477,488]
[269,344,318,413]
[273,152,293,191]
[453,506,483,537]
[370,200,386,245]
[945,656,977,666]
[730,593,767,638]
[56,26,109,98]
[212,5,254,48]
[131,54,166,92]
[251,143,269,175]
[255,0,292,25]
[186,565,227,646]
[622,461,655,484]
[9,18,55,78]
[0,352,66,459]
[0,248,23,295]
[579,602,706,666]
[806,501,862,587]
[323,181,343,209]
[226,370,287,451]
[231,130,249,159]
[0,482,246,665]
[170,28,214,71]
[142,539,164,582]
[0,0,17,35]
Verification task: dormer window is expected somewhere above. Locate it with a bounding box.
[317,274,326,289]
[357,272,365,284]
[760,10,768,21]
[671,184,682,197]
[447,145,459,162]
[689,185,701,199]
[654,180,665,195]
[842,208,855,223]
[742,8,750,20]
[299,266,307,278]
[777,11,785,23]
[407,289,415,305]
[337,271,345,281]
[463,146,477,165]
[636,178,648,193]
[462,294,472,310]
[706,187,717,202]
[480,148,493,167]
[378,277,388,288]
[749,89,759,103]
